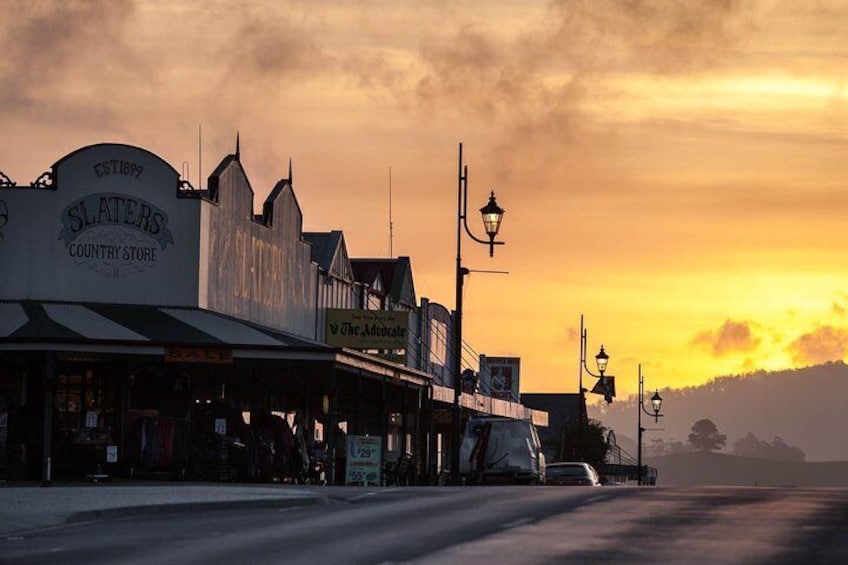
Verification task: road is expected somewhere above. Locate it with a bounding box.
[2,485,847,564]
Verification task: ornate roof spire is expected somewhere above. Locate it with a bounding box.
[288,157,293,185]
[235,132,241,161]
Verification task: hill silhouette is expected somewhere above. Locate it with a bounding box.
[588,361,848,461]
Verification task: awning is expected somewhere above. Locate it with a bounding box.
[431,384,549,427]
[0,300,326,351]
[0,300,432,387]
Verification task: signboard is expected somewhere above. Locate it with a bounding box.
[106,445,118,463]
[58,192,175,279]
[345,435,382,486]
[325,309,409,350]
[591,376,616,403]
[214,418,227,435]
[0,143,202,304]
[480,356,521,401]
[164,347,233,364]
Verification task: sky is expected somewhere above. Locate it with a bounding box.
[3,0,848,401]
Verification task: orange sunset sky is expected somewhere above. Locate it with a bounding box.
[3,0,848,401]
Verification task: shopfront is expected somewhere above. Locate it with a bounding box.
[0,142,433,483]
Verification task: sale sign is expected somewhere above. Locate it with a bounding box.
[345,435,382,486]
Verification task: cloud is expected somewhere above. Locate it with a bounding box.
[786,325,848,365]
[0,0,137,121]
[385,0,762,192]
[541,0,752,75]
[552,324,581,352]
[692,319,761,357]
[413,25,538,120]
[229,16,333,79]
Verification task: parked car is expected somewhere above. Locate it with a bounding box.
[545,462,602,486]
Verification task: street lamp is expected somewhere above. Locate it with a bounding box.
[578,315,610,394]
[575,315,610,461]
[451,142,505,483]
[579,315,614,405]
[479,192,505,256]
[637,363,663,486]
[595,346,609,376]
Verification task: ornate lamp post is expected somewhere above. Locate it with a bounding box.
[576,315,610,461]
[578,315,609,394]
[637,363,663,485]
[450,142,505,483]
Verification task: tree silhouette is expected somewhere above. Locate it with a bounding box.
[688,418,727,452]
[732,432,805,461]
[560,418,609,470]
[645,437,690,457]
[732,432,763,458]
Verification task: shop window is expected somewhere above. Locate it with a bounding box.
[52,367,117,478]
[55,369,114,444]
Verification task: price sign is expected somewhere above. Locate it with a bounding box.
[345,435,382,486]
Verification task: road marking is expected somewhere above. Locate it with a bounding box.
[347,492,379,502]
[347,488,400,502]
[5,536,24,541]
[501,517,533,529]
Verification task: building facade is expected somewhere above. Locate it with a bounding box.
[0,141,544,484]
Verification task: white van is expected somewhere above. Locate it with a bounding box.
[459,416,546,485]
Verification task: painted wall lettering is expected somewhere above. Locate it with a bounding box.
[93,159,144,179]
[57,193,175,279]
[58,193,173,249]
[231,231,285,307]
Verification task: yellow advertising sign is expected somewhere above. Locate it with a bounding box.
[325,309,409,349]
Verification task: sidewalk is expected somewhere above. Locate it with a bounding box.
[0,482,327,536]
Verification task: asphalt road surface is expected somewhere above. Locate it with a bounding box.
[2,485,847,564]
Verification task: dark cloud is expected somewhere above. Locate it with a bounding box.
[0,0,136,117]
[542,0,747,74]
[230,18,332,78]
[692,319,761,357]
[413,25,536,119]
[387,1,755,191]
[786,325,848,365]
[407,0,749,116]
[553,324,581,352]
[224,7,410,98]
[341,51,406,92]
